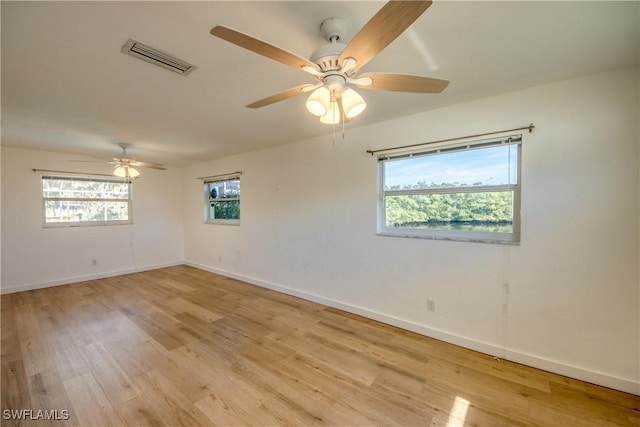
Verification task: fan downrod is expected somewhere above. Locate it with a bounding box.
[117,142,131,154]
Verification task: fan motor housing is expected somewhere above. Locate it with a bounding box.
[310,42,346,71]
[310,17,348,72]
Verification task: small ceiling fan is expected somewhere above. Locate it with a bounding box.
[74,143,167,178]
[110,143,166,178]
[210,0,449,124]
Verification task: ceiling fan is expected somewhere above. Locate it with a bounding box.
[74,143,167,178]
[109,143,166,178]
[210,0,449,124]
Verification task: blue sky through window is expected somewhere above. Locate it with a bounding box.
[384,145,518,189]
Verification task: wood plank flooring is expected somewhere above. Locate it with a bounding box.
[1,265,638,426]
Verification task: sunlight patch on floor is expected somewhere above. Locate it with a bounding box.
[446,396,470,427]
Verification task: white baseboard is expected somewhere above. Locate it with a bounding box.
[185,260,640,396]
[0,261,184,295]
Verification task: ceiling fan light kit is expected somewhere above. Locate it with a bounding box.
[210,0,448,126]
[305,86,331,116]
[341,88,366,119]
[114,165,140,179]
[106,143,167,178]
[305,79,367,123]
[320,100,340,125]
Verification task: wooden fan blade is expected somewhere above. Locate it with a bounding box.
[247,84,314,109]
[129,161,167,170]
[211,26,320,73]
[356,72,449,93]
[339,0,432,71]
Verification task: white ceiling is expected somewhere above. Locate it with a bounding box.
[2,1,638,166]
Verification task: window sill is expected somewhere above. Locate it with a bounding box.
[205,220,240,226]
[43,221,132,228]
[376,230,520,245]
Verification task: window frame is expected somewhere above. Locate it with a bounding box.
[204,173,241,225]
[377,135,522,244]
[41,174,133,228]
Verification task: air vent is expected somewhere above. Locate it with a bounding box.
[121,38,196,76]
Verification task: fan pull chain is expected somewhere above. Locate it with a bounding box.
[332,121,336,146]
[332,104,337,146]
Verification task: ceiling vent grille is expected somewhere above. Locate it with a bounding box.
[121,38,196,76]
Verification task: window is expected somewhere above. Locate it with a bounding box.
[204,174,240,224]
[42,174,132,227]
[378,136,521,244]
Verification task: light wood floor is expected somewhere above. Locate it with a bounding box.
[2,266,638,426]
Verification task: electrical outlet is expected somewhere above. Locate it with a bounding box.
[427,299,436,312]
[91,259,97,266]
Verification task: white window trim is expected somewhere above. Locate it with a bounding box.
[41,174,133,228]
[204,173,241,225]
[377,135,522,245]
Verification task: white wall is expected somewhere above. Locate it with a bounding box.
[0,147,185,292]
[184,66,639,394]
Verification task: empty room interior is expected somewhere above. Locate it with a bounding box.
[1,1,639,426]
